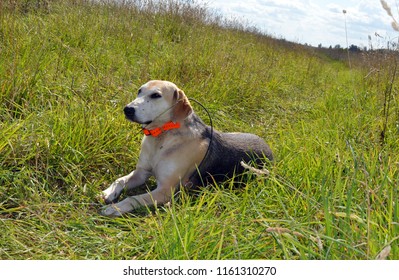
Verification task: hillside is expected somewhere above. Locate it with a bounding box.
[0,0,398,259]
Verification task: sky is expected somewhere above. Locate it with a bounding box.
[200,0,399,48]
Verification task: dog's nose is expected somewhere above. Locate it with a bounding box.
[124,106,135,118]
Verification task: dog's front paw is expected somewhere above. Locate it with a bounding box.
[101,204,123,217]
[100,191,118,205]
[101,179,125,204]
[100,199,133,217]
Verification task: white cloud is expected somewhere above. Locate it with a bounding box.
[203,0,399,47]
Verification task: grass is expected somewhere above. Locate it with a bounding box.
[0,0,398,260]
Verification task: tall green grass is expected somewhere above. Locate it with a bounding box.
[0,0,398,259]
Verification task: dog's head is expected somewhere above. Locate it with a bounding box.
[124,80,192,127]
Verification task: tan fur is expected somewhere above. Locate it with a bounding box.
[173,89,192,121]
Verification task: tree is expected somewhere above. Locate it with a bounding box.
[349,44,361,52]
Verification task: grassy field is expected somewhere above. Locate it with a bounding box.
[0,0,398,260]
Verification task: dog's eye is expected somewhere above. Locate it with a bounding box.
[150,93,162,99]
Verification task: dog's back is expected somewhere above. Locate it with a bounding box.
[188,114,273,186]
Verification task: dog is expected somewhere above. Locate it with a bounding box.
[101,80,273,217]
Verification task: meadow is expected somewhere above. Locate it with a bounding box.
[0,0,398,259]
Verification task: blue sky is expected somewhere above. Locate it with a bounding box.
[201,0,399,48]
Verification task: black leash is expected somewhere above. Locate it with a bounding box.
[186,98,214,186]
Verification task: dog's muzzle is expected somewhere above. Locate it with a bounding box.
[124,106,135,121]
[124,106,152,125]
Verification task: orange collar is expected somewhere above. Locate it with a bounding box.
[142,121,181,137]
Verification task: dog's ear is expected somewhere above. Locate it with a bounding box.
[173,89,192,121]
